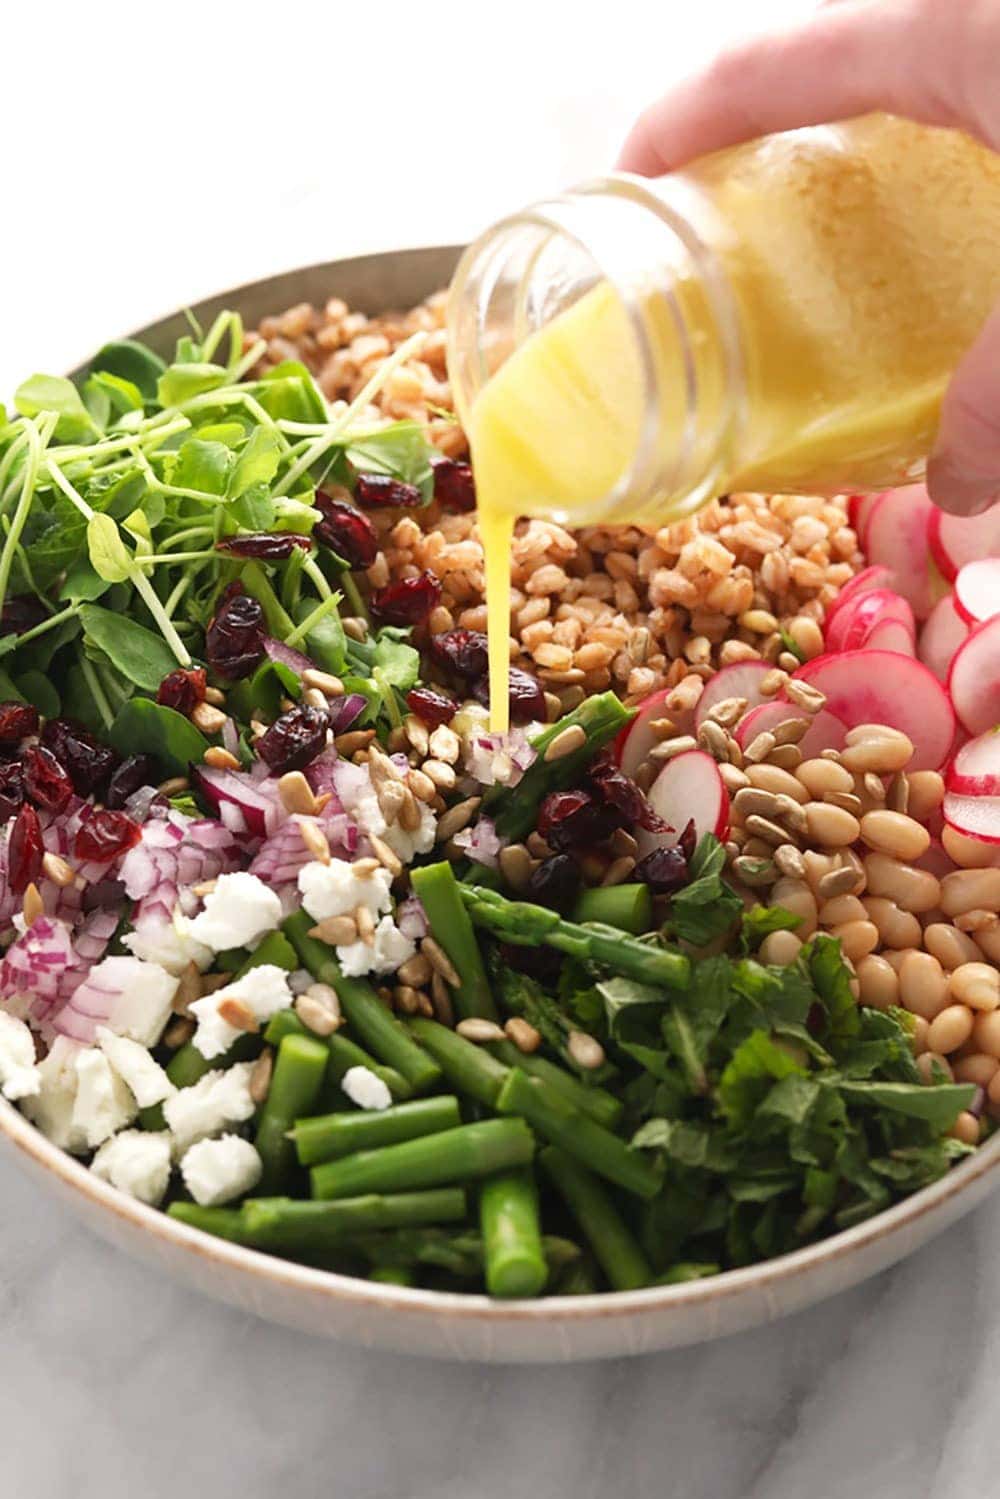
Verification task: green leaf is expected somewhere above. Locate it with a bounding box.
[757,1073,820,1126]
[257,361,327,423]
[807,934,861,1046]
[89,339,166,401]
[741,903,803,949]
[717,1031,806,1128]
[108,697,209,777]
[83,371,145,418]
[79,604,177,692]
[346,421,435,501]
[228,426,283,498]
[87,514,133,583]
[14,670,59,720]
[15,374,98,442]
[669,837,743,947]
[169,438,234,496]
[156,362,228,408]
[227,485,275,531]
[60,557,112,603]
[836,1079,975,1129]
[596,976,664,1035]
[371,631,420,690]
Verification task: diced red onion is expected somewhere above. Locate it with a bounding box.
[2,916,75,1019]
[190,763,282,839]
[221,717,240,757]
[396,896,428,941]
[451,815,503,869]
[263,635,314,676]
[328,694,367,734]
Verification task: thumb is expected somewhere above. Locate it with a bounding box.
[926,302,1000,516]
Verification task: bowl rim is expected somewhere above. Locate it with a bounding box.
[5,245,998,1331]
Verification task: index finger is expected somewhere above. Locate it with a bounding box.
[617,0,967,174]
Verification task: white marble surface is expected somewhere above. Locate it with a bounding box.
[9,1,999,1492]
[3,1147,999,1499]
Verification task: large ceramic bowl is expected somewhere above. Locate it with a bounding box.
[2,247,998,1362]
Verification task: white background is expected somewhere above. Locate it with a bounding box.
[2,0,816,394]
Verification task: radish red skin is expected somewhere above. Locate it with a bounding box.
[822,564,894,644]
[929,506,1000,584]
[943,791,1000,846]
[947,617,1000,738]
[945,729,1000,796]
[614,688,689,777]
[830,588,915,653]
[792,651,955,771]
[862,485,938,620]
[954,559,1000,627]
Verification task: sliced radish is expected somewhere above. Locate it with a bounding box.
[955,558,1000,627]
[942,790,1000,846]
[615,689,690,778]
[823,564,894,642]
[864,619,916,656]
[830,588,915,653]
[793,651,956,771]
[734,700,848,758]
[693,661,772,732]
[918,594,969,683]
[947,728,1000,796]
[639,750,729,854]
[929,505,1000,583]
[863,485,938,620]
[948,617,1000,737]
[855,491,890,550]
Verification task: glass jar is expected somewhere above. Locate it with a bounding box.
[446,115,1000,528]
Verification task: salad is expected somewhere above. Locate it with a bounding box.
[0,300,996,1300]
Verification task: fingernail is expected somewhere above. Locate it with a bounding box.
[926,453,1000,517]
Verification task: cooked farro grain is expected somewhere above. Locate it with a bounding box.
[252,291,864,707]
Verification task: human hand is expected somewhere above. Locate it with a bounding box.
[618,0,1000,515]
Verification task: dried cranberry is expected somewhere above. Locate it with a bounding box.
[354,473,423,509]
[405,686,458,728]
[537,789,621,854]
[432,458,476,512]
[370,571,441,626]
[430,629,489,681]
[1,596,46,637]
[525,854,581,914]
[0,762,24,821]
[472,668,547,726]
[106,755,158,810]
[633,845,688,894]
[205,592,266,680]
[74,809,142,863]
[0,701,38,744]
[313,493,378,568]
[257,703,329,774]
[215,533,311,560]
[157,667,207,716]
[678,818,697,862]
[9,804,43,895]
[23,745,73,813]
[41,719,119,798]
[589,757,669,833]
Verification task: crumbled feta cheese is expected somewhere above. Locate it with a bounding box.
[91,1130,172,1206]
[123,917,212,976]
[163,1062,256,1156]
[377,800,437,863]
[185,872,283,952]
[180,1133,262,1206]
[22,1038,82,1151]
[298,858,392,923]
[96,1027,174,1108]
[188,964,293,1060]
[87,956,180,1047]
[341,1065,392,1111]
[335,915,417,978]
[72,1048,138,1150]
[0,1012,39,1101]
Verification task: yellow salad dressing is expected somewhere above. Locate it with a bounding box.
[453,116,1000,729]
